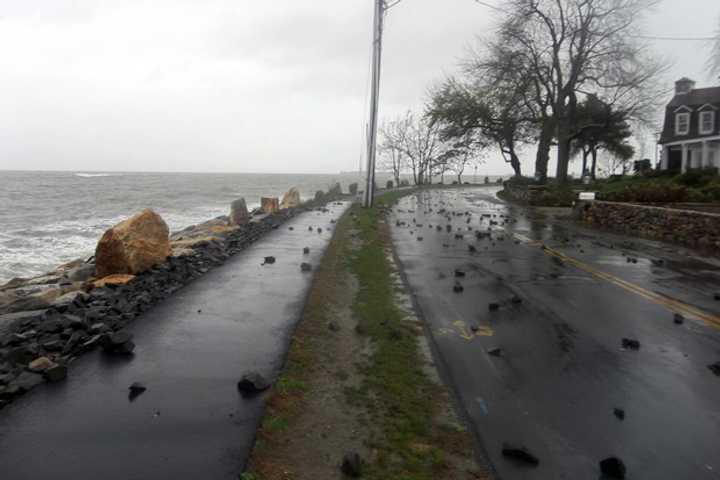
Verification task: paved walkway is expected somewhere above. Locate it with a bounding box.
[0,202,349,480]
[390,187,720,480]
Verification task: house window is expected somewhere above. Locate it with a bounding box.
[676,112,690,135]
[700,111,715,135]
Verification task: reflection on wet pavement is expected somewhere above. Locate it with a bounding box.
[390,187,720,480]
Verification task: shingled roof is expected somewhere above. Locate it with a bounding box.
[668,87,720,108]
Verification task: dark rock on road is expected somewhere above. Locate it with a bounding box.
[101,331,135,355]
[237,371,270,394]
[340,451,363,477]
[501,443,539,466]
[599,457,627,478]
[128,382,147,401]
[621,338,641,350]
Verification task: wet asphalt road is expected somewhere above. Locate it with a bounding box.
[0,202,349,480]
[389,187,720,480]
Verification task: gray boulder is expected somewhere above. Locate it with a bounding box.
[230,198,250,226]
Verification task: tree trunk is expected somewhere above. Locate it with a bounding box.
[509,148,522,177]
[556,128,571,184]
[555,97,575,184]
[581,149,589,177]
[534,120,553,183]
[590,148,598,180]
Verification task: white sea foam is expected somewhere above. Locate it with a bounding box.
[75,173,120,178]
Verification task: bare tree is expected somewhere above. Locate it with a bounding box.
[378,121,405,187]
[708,16,720,76]
[440,133,486,184]
[496,0,665,183]
[380,111,443,185]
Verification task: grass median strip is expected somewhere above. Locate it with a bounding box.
[244,190,487,480]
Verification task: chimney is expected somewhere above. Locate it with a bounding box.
[675,77,696,95]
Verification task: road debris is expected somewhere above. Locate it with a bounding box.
[621,338,640,350]
[488,302,500,312]
[613,408,625,420]
[453,282,464,293]
[487,347,502,357]
[341,451,363,477]
[599,457,627,478]
[128,382,147,401]
[708,362,720,376]
[673,313,685,325]
[237,371,270,394]
[262,256,276,265]
[502,443,539,466]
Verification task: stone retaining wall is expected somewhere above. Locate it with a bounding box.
[501,183,546,204]
[0,196,345,410]
[575,200,720,252]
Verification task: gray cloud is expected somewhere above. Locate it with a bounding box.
[0,0,718,175]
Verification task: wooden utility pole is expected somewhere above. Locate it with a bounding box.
[363,0,385,208]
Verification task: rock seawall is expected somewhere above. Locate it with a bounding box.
[0,187,346,409]
[574,200,720,252]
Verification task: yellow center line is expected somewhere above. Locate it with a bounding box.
[540,244,720,330]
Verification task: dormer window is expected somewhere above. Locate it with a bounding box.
[676,112,690,135]
[700,110,715,134]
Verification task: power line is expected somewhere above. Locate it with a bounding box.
[631,34,716,41]
[472,0,510,13]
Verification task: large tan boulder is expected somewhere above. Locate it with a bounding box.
[95,209,170,278]
[261,197,279,214]
[280,187,301,209]
[230,198,250,225]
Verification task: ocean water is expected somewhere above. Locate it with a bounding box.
[0,170,369,283]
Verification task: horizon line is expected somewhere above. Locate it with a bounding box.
[0,168,511,177]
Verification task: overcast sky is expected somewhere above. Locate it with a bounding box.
[0,0,718,175]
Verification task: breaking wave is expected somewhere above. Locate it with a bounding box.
[75,173,120,178]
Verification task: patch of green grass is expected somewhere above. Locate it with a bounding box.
[262,414,289,434]
[347,199,447,480]
[273,377,307,395]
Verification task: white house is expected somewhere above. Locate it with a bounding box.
[659,77,720,172]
